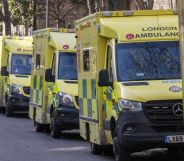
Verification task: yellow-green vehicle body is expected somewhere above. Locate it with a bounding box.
[76,10,183,159]
[0,36,33,116]
[178,1,184,98]
[29,28,79,137]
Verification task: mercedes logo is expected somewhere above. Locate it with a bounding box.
[172,103,183,117]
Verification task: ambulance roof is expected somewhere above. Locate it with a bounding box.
[34,28,76,52]
[76,10,179,42]
[49,32,76,51]
[3,36,33,54]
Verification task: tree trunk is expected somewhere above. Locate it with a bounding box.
[86,0,154,13]
[136,0,154,10]
[33,0,37,31]
[86,0,131,13]
[25,22,29,36]
[117,0,130,10]
[2,0,11,35]
[87,0,96,14]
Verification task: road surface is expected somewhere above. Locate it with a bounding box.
[0,113,183,161]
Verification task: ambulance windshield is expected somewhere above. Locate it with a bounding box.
[58,52,77,80]
[11,54,32,75]
[116,41,180,82]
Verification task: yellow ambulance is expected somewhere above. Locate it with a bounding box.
[75,10,183,161]
[178,1,184,82]
[29,28,79,138]
[0,36,32,117]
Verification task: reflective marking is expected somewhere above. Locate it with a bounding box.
[40,76,43,90]
[82,80,87,98]
[36,90,39,104]
[34,75,37,89]
[91,79,96,99]
[79,98,83,115]
[88,99,92,117]
[30,89,33,102]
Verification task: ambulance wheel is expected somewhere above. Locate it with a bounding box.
[90,142,104,155]
[104,145,113,155]
[45,125,51,133]
[50,116,60,139]
[113,136,130,161]
[35,122,44,132]
[5,100,13,117]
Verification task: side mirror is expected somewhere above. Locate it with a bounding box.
[1,66,9,76]
[45,68,55,82]
[98,69,113,87]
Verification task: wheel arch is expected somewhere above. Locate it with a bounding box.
[110,117,117,137]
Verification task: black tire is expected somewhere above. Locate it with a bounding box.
[104,145,113,155]
[50,114,60,139]
[113,137,130,161]
[5,99,13,117]
[45,124,51,133]
[90,142,104,155]
[35,121,44,132]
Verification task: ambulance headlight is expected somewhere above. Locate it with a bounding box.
[118,99,142,112]
[56,92,74,107]
[10,84,21,94]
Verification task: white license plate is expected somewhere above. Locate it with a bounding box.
[164,135,184,144]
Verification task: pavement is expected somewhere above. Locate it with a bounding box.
[0,113,183,161]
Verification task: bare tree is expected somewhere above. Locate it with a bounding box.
[86,0,154,14]
[37,0,87,28]
[135,0,154,10]
[48,0,75,27]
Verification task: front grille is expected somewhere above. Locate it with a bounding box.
[75,96,79,106]
[23,87,30,95]
[143,100,183,124]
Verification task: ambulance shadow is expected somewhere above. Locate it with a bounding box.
[11,112,29,119]
[0,108,29,119]
[0,107,5,113]
[131,149,184,161]
[59,130,83,141]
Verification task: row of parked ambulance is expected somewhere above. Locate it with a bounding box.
[0,9,184,161]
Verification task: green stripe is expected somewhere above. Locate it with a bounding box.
[34,75,36,89]
[87,99,92,118]
[91,79,96,99]
[40,76,43,90]
[79,98,83,115]
[30,89,33,102]
[36,90,39,104]
[82,79,87,98]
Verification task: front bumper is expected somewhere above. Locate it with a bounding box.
[54,105,79,130]
[8,94,29,111]
[117,111,184,152]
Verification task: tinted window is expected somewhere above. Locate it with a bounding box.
[11,54,32,75]
[116,41,180,81]
[58,53,77,80]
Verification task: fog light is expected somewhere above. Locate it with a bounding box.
[125,126,135,134]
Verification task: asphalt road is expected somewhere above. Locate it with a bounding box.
[0,113,183,161]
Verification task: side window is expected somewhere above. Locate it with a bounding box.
[83,49,90,71]
[51,53,56,76]
[36,54,41,70]
[106,45,113,81]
